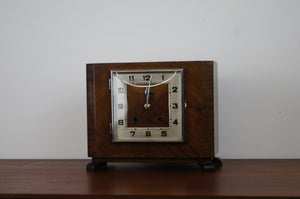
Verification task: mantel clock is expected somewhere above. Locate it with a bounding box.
[86,61,221,171]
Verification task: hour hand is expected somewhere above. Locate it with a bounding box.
[144,87,149,95]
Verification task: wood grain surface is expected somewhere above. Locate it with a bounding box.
[1,159,300,198]
[127,84,169,127]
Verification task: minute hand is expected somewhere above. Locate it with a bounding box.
[144,76,152,109]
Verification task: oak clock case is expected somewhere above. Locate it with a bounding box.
[86,61,221,171]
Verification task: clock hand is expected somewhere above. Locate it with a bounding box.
[144,76,152,109]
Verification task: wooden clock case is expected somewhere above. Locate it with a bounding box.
[86,61,221,171]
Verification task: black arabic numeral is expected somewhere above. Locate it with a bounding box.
[118,88,124,93]
[130,131,135,137]
[118,120,124,125]
[172,103,178,109]
[146,131,151,137]
[129,76,134,81]
[172,87,178,93]
[143,75,150,81]
[173,119,178,125]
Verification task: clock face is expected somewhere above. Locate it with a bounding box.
[111,69,184,142]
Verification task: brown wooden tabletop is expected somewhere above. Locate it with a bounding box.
[0,159,300,198]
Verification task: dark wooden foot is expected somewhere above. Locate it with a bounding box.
[198,157,222,171]
[86,161,107,172]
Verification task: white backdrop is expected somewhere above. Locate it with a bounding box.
[0,0,299,159]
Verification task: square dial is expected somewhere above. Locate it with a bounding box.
[111,69,184,142]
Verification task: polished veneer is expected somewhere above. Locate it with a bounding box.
[1,159,300,198]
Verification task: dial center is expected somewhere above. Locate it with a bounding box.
[144,103,151,109]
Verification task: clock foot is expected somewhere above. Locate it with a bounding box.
[86,161,107,172]
[198,157,222,171]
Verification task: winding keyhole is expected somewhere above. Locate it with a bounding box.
[133,116,139,123]
[157,116,164,122]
